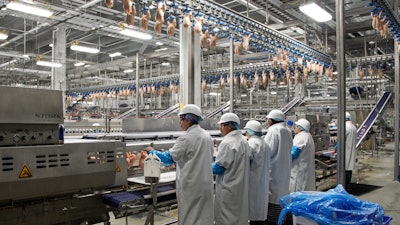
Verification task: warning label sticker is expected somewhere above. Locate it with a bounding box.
[116,163,121,172]
[19,165,32,178]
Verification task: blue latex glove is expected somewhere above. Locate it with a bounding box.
[291,146,301,159]
[334,143,338,152]
[212,162,226,174]
[149,150,174,166]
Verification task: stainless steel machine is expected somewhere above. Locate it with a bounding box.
[0,87,126,225]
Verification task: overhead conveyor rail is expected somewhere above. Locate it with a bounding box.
[356,91,393,148]
[154,103,180,119]
[205,101,231,119]
[180,0,332,66]
[368,0,400,41]
[281,96,302,114]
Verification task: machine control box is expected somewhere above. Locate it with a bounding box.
[0,86,63,146]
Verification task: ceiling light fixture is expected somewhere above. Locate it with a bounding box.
[79,0,102,9]
[70,44,100,54]
[6,1,53,18]
[299,3,332,22]
[154,47,168,52]
[123,69,134,73]
[74,62,85,67]
[120,29,152,40]
[37,61,62,68]
[161,62,170,66]
[0,30,8,40]
[109,52,121,57]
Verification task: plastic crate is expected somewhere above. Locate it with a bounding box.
[294,215,392,225]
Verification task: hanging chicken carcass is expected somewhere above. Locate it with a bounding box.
[105,0,113,8]
[358,66,364,80]
[234,41,242,56]
[201,30,209,48]
[183,12,192,28]
[154,2,166,33]
[141,7,151,31]
[167,15,177,36]
[194,17,203,34]
[210,32,218,48]
[242,34,251,50]
[123,0,133,15]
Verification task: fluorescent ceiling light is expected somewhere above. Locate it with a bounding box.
[155,47,168,52]
[109,52,121,57]
[71,45,99,54]
[161,62,170,66]
[49,43,53,47]
[0,33,8,40]
[74,62,85,67]
[290,26,305,34]
[84,64,91,68]
[156,42,163,45]
[123,69,134,73]
[120,29,152,40]
[36,61,62,68]
[79,0,102,9]
[299,3,332,22]
[6,1,53,18]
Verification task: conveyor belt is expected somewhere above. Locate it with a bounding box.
[281,96,302,114]
[83,130,222,140]
[154,103,180,119]
[356,91,392,148]
[103,184,176,208]
[205,101,231,119]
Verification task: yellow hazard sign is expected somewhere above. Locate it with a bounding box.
[19,165,32,178]
[116,163,121,172]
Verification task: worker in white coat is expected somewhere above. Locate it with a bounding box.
[263,109,293,225]
[146,104,214,225]
[213,113,250,225]
[244,120,271,225]
[345,112,357,188]
[290,118,316,192]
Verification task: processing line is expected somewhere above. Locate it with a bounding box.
[0,86,182,225]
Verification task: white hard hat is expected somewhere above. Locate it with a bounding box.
[179,104,202,118]
[244,120,262,132]
[218,113,240,125]
[295,118,311,132]
[345,112,351,121]
[266,109,285,122]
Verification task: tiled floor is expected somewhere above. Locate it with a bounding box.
[101,142,400,225]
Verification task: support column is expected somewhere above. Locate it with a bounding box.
[136,53,140,117]
[336,0,346,187]
[394,0,399,181]
[193,33,202,107]
[229,38,234,113]
[52,25,67,114]
[179,24,193,107]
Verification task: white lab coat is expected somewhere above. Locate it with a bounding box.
[264,122,293,204]
[214,130,250,225]
[290,131,316,192]
[169,124,214,225]
[345,121,357,171]
[248,136,270,221]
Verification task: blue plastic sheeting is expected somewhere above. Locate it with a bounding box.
[278,185,385,225]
